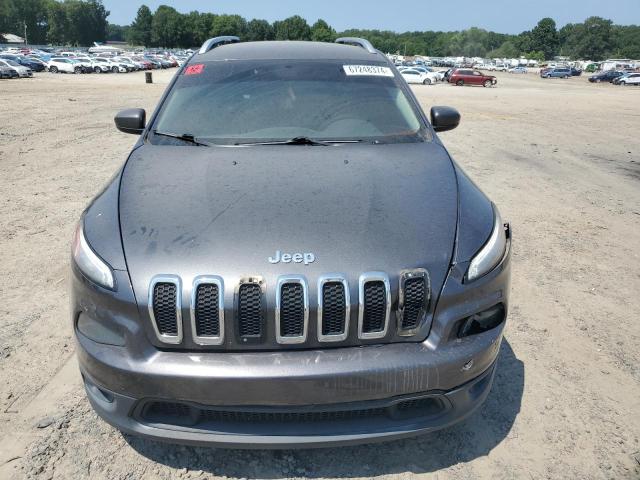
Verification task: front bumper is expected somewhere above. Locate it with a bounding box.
[77,321,503,448]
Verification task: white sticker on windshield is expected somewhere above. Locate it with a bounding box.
[343,65,395,77]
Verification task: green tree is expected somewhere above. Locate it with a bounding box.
[46,0,69,44]
[310,19,335,42]
[274,15,311,40]
[562,16,614,60]
[0,0,17,34]
[613,25,640,59]
[210,14,246,37]
[529,18,558,59]
[127,4,153,46]
[246,19,273,41]
[12,0,48,44]
[151,5,183,47]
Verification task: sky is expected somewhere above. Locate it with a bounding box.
[102,0,640,33]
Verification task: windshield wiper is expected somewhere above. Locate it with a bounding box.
[152,130,210,146]
[235,136,363,146]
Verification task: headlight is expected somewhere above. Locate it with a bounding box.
[467,206,507,282]
[72,220,115,289]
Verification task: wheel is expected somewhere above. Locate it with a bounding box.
[564,75,569,79]
[74,66,82,74]
[49,66,58,73]
[483,80,492,87]
[111,66,118,73]
[620,81,626,85]
[422,78,431,85]
[456,80,464,86]
[93,66,100,73]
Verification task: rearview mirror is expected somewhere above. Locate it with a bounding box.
[114,108,146,135]
[430,106,460,132]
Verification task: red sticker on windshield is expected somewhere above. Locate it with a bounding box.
[185,64,205,75]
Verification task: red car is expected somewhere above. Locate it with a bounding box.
[448,68,497,87]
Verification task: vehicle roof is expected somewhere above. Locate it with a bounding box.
[196,41,385,63]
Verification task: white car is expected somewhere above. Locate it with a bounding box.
[93,57,127,73]
[617,73,640,85]
[0,58,33,77]
[47,57,78,74]
[488,64,508,72]
[401,68,439,85]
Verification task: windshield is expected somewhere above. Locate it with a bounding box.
[152,59,426,145]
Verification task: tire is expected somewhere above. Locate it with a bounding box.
[93,66,100,73]
[620,81,626,86]
[74,66,82,74]
[111,66,118,73]
[49,66,58,73]
[456,80,464,86]
[422,78,431,85]
[483,80,492,88]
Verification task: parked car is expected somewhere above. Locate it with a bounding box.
[616,73,640,86]
[487,64,507,72]
[541,67,572,78]
[588,71,625,83]
[47,57,77,74]
[131,56,154,70]
[448,69,497,87]
[400,68,439,85]
[570,67,582,76]
[93,57,126,73]
[0,54,45,72]
[508,67,528,74]
[68,58,93,73]
[72,36,511,449]
[0,59,32,77]
[114,57,138,71]
[0,64,19,78]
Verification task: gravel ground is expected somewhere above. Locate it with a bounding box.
[0,69,639,480]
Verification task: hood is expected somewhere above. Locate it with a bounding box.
[120,142,458,305]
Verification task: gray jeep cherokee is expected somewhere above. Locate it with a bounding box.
[71,37,511,448]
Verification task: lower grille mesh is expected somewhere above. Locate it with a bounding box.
[195,284,220,337]
[279,283,304,337]
[238,283,263,337]
[401,277,426,329]
[322,282,346,335]
[152,283,178,335]
[362,281,387,333]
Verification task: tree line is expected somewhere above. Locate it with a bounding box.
[1,1,639,61]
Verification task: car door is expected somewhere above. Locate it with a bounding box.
[470,70,484,85]
[402,70,420,84]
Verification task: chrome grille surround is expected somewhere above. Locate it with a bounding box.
[190,275,224,345]
[148,275,183,344]
[357,272,391,340]
[235,276,266,342]
[317,274,350,342]
[275,275,309,344]
[397,269,431,336]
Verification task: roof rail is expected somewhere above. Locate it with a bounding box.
[198,36,240,55]
[335,37,377,54]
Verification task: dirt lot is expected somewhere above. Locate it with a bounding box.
[0,69,639,480]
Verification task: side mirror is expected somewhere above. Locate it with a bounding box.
[114,108,146,135]
[430,106,460,132]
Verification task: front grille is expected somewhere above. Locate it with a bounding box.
[279,283,305,338]
[140,395,446,430]
[194,283,220,337]
[362,281,387,334]
[401,277,426,329]
[237,283,263,337]
[152,282,178,336]
[322,282,347,336]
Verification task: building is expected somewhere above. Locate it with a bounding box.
[0,33,25,44]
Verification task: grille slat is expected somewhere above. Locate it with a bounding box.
[238,283,263,337]
[322,282,346,336]
[362,281,387,333]
[279,283,305,337]
[401,277,426,329]
[195,284,220,337]
[152,282,179,336]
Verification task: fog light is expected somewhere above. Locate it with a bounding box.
[458,303,505,338]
